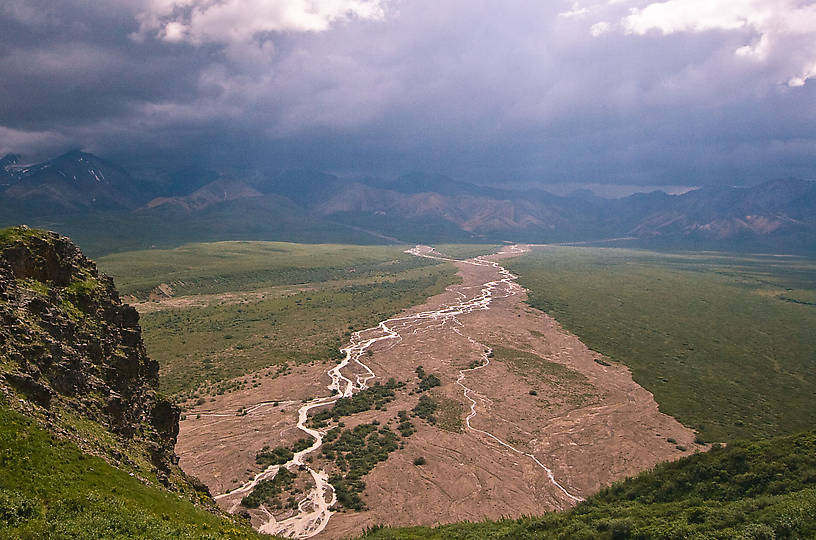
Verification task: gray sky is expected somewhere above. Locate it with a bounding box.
[1,0,815,186]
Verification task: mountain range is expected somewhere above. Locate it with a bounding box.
[1,151,814,255]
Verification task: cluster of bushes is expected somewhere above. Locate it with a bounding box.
[412,395,438,425]
[255,446,293,467]
[328,474,367,511]
[415,366,441,392]
[240,468,296,509]
[309,379,401,428]
[397,410,415,437]
[255,438,314,468]
[322,423,400,510]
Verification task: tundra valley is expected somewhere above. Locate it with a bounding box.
[2,2,816,539]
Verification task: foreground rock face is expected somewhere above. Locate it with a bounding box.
[0,226,180,485]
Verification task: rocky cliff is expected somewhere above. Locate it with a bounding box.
[0,226,187,490]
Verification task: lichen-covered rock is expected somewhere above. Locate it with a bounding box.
[0,226,182,487]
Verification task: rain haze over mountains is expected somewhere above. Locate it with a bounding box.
[1,0,816,252]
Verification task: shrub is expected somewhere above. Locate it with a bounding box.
[413,395,437,425]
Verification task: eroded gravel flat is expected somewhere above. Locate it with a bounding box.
[176,246,701,539]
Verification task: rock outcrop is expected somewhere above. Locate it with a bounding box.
[0,226,181,487]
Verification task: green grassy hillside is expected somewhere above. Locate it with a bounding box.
[360,431,816,539]
[506,247,816,442]
[0,401,264,539]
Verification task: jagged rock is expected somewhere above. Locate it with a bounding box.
[0,225,181,485]
[3,372,52,407]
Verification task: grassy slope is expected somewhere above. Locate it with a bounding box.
[505,247,816,442]
[0,403,263,540]
[360,431,816,539]
[97,242,462,397]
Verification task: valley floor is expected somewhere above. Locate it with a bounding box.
[173,245,701,538]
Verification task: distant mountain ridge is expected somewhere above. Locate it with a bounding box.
[1,151,814,255]
[146,177,263,213]
[0,153,21,188]
[1,151,141,213]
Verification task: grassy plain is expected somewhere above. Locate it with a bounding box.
[98,242,444,298]
[97,242,465,397]
[506,247,816,442]
[430,244,501,260]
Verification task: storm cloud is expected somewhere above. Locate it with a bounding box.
[1,0,815,186]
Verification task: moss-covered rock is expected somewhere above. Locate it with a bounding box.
[0,226,181,489]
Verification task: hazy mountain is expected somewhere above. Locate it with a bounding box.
[252,168,345,207]
[310,180,594,242]
[2,151,140,213]
[1,152,814,255]
[0,153,21,188]
[612,178,816,252]
[162,166,221,197]
[145,177,263,213]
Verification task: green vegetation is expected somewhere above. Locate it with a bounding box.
[255,438,313,468]
[0,226,49,246]
[101,242,460,396]
[430,393,464,433]
[64,276,101,298]
[322,423,400,511]
[240,468,296,509]
[0,403,261,539]
[256,446,293,467]
[359,430,816,539]
[430,244,501,260]
[309,379,402,428]
[17,278,49,296]
[506,247,816,442]
[97,241,446,298]
[396,410,416,437]
[414,365,441,392]
[412,395,437,425]
[491,345,597,409]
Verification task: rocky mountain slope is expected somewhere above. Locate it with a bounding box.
[0,226,261,538]
[1,151,140,214]
[0,226,180,482]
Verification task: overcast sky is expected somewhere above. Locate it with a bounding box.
[1,0,815,186]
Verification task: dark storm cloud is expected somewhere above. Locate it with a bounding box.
[1,0,815,185]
